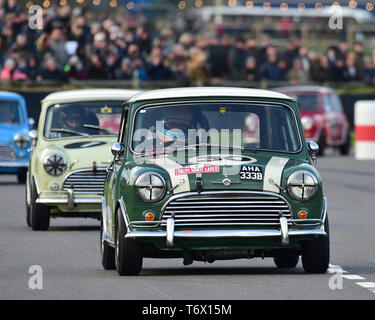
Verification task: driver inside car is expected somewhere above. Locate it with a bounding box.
[57,105,99,136]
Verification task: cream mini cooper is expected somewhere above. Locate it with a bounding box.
[26,89,140,230]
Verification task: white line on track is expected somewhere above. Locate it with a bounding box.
[329,264,375,295]
[342,275,366,280]
[356,282,375,289]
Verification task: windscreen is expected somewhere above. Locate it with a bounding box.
[0,100,23,124]
[132,102,301,154]
[291,94,319,111]
[43,101,123,139]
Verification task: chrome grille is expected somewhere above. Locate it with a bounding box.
[161,192,292,227]
[63,169,107,194]
[0,144,17,161]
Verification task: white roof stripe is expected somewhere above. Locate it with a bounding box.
[128,87,292,103]
[43,89,142,103]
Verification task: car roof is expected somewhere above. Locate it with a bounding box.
[0,91,24,101]
[128,87,292,103]
[273,86,335,94]
[42,89,142,104]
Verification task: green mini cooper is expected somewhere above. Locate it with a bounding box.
[101,87,329,276]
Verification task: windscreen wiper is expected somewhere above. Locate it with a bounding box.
[83,124,112,135]
[176,144,245,151]
[50,128,89,137]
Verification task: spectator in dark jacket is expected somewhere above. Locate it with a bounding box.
[229,38,247,80]
[244,56,259,82]
[41,58,67,82]
[260,53,285,81]
[362,57,375,85]
[87,54,107,79]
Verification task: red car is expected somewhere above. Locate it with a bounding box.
[274,86,351,155]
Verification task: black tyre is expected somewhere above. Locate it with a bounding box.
[274,254,299,269]
[100,215,116,270]
[339,132,351,156]
[115,209,143,276]
[317,132,326,156]
[301,217,330,274]
[25,182,31,227]
[30,180,50,231]
[17,170,27,184]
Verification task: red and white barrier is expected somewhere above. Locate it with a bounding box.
[355,101,375,160]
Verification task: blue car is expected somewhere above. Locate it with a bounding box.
[0,92,32,183]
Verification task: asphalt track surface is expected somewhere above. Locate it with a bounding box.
[1,151,375,300]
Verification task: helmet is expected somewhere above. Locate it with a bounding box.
[60,104,86,129]
[156,107,193,144]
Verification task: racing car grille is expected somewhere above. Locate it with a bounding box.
[161,192,292,227]
[63,169,107,195]
[0,144,17,161]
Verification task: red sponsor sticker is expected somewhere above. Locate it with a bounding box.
[175,164,220,176]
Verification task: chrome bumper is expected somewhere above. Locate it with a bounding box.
[36,190,102,209]
[119,197,328,248]
[0,160,28,168]
[125,227,327,245]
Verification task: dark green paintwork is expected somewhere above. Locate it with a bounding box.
[103,95,325,252]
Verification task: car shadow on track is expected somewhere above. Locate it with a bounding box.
[139,266,307,276]
[48,226,100,232]
[0,181,22,186]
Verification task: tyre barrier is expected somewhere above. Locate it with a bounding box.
[355,100,375,160]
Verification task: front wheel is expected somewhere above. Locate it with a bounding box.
[301,217,330,274]
[25,182,31,227]
[115,209,143,276]
[339,131,351,156]
[274,254,299,269]
[17,170,27,184]
[317,131,326,156]
[30,180,50,231]
[100,216,115,270]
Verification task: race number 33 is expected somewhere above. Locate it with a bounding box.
[240,165,263,181]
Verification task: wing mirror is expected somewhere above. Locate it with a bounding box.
[28,118,35,129]
[29,130,38,147]
[111,142,124,158]
[307,141,319,164]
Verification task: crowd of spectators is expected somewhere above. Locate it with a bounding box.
[1,0,375,86]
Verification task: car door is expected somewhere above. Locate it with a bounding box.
[104,106,128,242]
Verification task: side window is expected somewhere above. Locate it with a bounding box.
[323,95,332,112]
[329,94,343,112]
[118,107,128,144]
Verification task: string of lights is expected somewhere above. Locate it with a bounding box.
[21,1,375,11]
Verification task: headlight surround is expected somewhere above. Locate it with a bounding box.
[287,170,318,201]
[43,153,67,176]
[301,116,314,131]
[136,172,166,203]
[14,134,29,149]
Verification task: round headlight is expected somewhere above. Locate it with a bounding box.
[287,170,318,201]
[136,172,166,202]
[14,134,29,149]
[44,154,67,176]
[301,116,314,131]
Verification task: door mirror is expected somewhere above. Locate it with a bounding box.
[29,130,38,146]
[28,118,35,129]
[307,141,319,161]
[111,142,124,157]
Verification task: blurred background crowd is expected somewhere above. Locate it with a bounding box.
[1,0,375,86]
